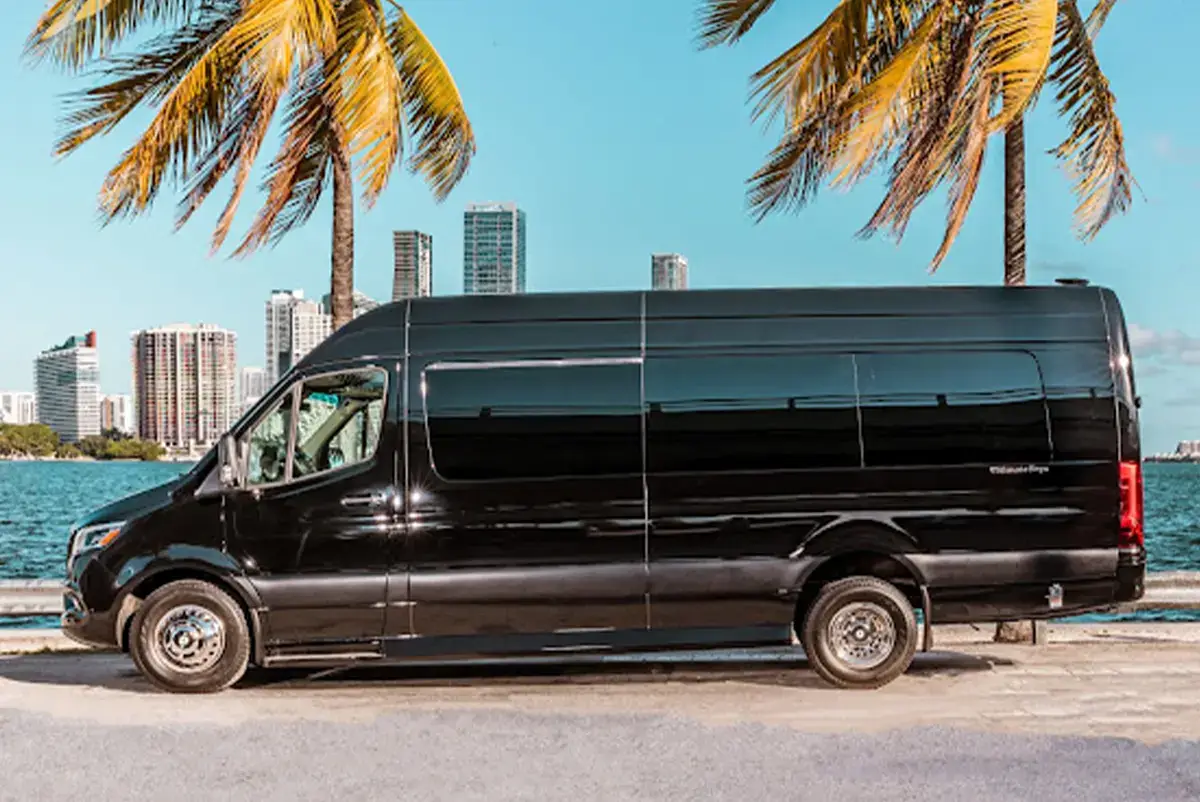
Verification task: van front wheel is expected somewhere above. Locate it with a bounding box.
[129,579,251,694]
[801,576,918,689]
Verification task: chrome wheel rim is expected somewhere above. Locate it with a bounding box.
[828,601,896,670]
[152,604,226,673]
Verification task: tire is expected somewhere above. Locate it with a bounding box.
[129,579,251,694]
[801,576,918,689]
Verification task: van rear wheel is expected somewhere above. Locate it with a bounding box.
[801,576,918,689]
[129,579,250,694]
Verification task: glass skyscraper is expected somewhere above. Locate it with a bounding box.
[463,202,526,295]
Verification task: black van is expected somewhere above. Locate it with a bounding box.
[62,285,1146,693]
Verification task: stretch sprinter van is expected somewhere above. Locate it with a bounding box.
[62,284,1146,693]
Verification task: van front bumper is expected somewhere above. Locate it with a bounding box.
[61,551,122,650]
[61,588,120,649]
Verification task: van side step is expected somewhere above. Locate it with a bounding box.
[261,640,384,667]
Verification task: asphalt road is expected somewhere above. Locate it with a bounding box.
[2,637,1200,801]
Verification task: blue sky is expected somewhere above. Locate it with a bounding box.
[0,0,1197,453]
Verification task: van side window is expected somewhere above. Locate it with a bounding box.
[645,353,860,473]
[1036,346,1117,461]
[291,369,387,479]
[855,351,1049,466]
[246,394,295,486]
[423,361,642,481]
[243,367,386,486]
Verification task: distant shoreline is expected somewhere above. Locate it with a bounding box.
[0,456,196,464]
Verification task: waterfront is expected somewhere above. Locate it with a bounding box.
[1,461,1198,627]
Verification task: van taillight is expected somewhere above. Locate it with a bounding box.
[1118,460,1144,552]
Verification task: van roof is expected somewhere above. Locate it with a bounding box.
[297,284,1119,368]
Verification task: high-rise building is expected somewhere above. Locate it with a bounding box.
[266,289,330,385]
[393,230,433,300]
[34,331,100,443]
[651,253,688,290]
[100,394,135,435]
[131,324,237,448]
[239,366,268,414]
[321,290,380,320]
[0,391,37,425]
[463,202,526,295]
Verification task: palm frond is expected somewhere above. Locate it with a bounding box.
[25,0,198,71]
[95,0,336,221]
[747,0,930,130]
[233,61,333,255]
[696,0,779,48]
[829,0,951,188]
[929,74,992,269]
[387,5,475,201]
[209,81,288,252]
[1085,0,1121,39]
[53,4,240,157]
[1048,0,1135,239]
[745,26,909,219]
[326,0,404,204]
[228,0,338,81]
[980,0,1058,130]
[860,6,981,241]
[94,40,240,220]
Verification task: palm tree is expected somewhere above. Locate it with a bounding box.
[697,0,1135,285]
[25,0,474,330]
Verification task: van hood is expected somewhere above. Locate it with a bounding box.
[71,474,188,532]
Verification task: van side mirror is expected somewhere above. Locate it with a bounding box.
[217,434,242,490]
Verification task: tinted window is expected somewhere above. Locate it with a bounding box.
[243,368,387,486]
[424,361,642,481]
[292,369,387,479]
[645,353,860,473]
[856,351,1049,466]
[1036,346,1117,461]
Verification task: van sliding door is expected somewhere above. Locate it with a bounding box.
[402,357,648,646]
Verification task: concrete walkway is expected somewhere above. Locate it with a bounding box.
[2,623,1200,743]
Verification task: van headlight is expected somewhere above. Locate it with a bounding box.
[70,521,126,557]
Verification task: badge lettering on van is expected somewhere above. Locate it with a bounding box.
[989,465,1050,475]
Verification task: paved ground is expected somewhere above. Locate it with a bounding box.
[2,624,1200,800]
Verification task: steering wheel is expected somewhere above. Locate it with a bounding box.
[293,449,318,476]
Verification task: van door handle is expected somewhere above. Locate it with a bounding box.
[341,491,388,508]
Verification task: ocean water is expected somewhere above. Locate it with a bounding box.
[1,461,1197,627]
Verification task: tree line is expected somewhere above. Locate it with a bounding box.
[0,425,165,461]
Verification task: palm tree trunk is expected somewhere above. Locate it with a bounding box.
[995,113,1033,645]
[1003,117,1027,286]
[329,141,355,331]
